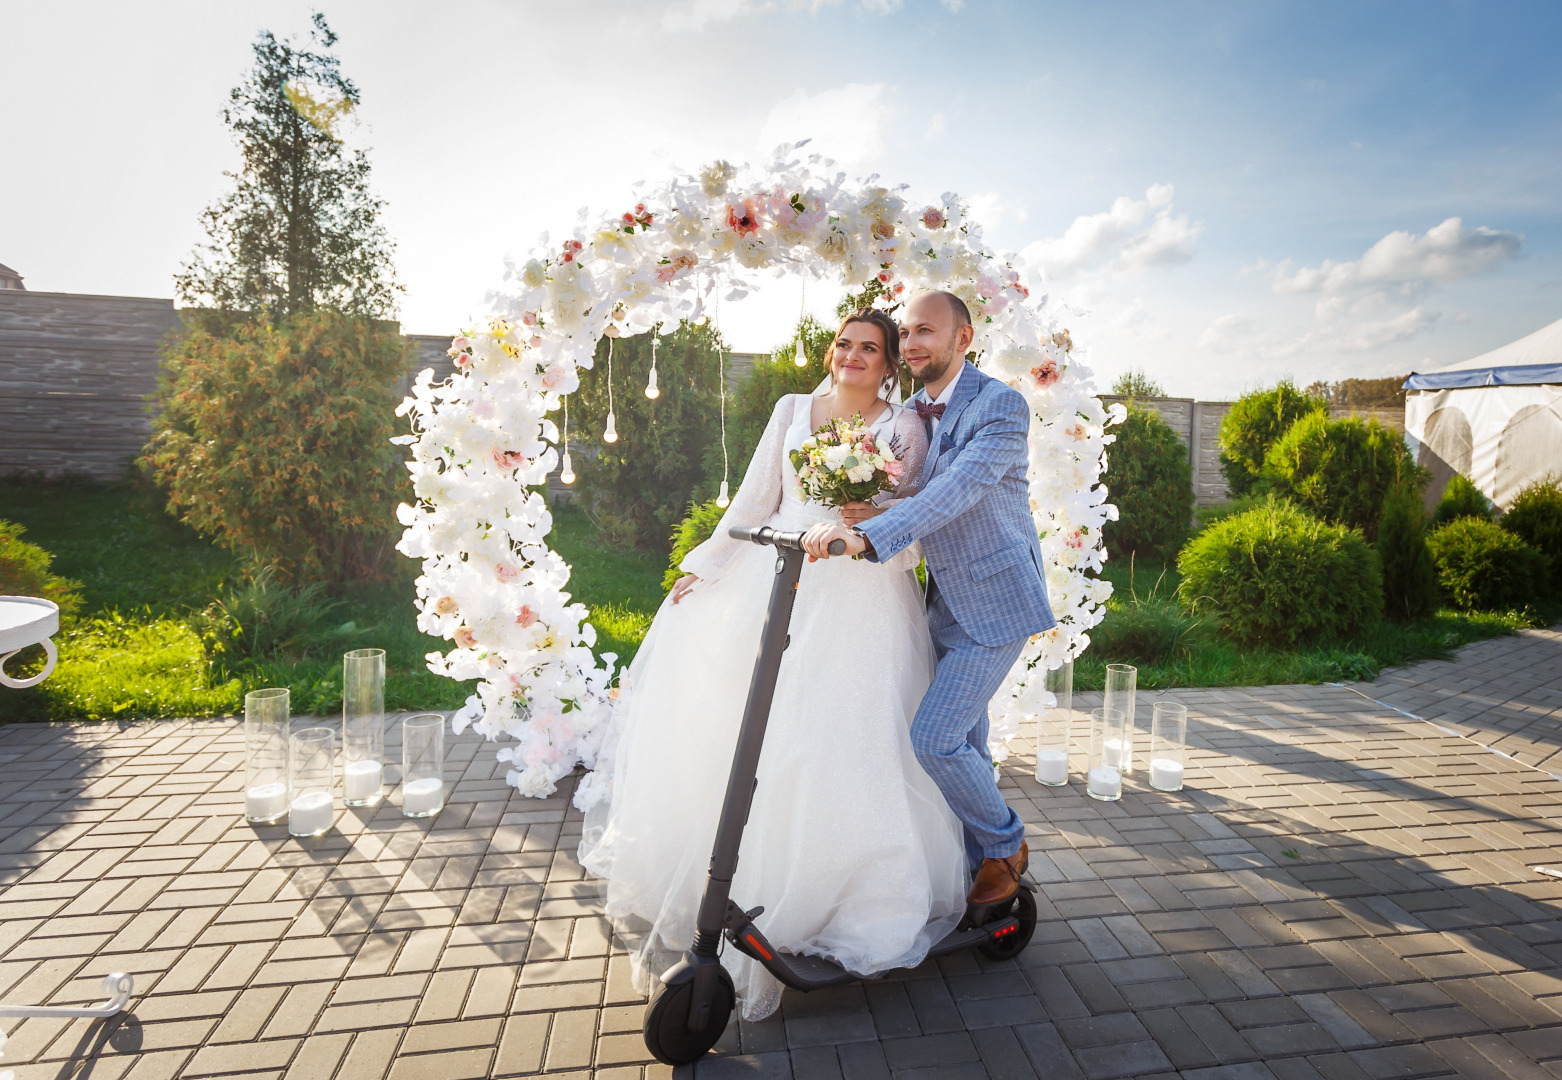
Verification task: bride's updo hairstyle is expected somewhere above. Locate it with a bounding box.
[826,307,904,395]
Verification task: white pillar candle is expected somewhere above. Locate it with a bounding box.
[344,759,382,803]
[1103,736,1131,772]
[245,781,287,821]
[403,777,443,816]
[1087,766,1122,801]
[1035,749,1068,786]
[288,790,334,836]
[1149,758,1184,792]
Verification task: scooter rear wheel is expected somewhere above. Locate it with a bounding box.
[642,967,736,1066]
[978,886,1037,961]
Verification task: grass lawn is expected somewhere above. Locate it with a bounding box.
[0,477,1546,721]
[0,478,666,722]
[1074,554,1547,690]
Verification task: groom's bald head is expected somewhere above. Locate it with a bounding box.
[901,291,975,393]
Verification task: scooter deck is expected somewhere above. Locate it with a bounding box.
[725,891,1028,992]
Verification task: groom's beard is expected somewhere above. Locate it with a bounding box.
[914,350,958,387]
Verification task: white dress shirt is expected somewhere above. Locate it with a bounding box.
[924,361,964,441]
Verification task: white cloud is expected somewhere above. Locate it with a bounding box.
[756,83,890,170]
[1022,184,1200,282]
[660,0,915,28]
[1273,217,1522,295]
[939,0,966,9]
[1335,306,1440,350]
[968,191,1027,231]
[924,111,946,140]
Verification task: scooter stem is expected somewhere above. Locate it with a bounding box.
[689,544,805,957]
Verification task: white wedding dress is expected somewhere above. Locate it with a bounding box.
[578,392,968,1020]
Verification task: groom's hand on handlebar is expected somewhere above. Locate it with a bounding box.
[802,523,865,561]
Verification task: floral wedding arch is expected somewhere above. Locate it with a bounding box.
[395,146,1123,800]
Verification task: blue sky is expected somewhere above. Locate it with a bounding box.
[4,0,1559,397]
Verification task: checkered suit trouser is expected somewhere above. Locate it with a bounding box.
[916,579,1027,869]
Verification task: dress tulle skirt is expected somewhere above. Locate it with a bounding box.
[578,503,968,1020]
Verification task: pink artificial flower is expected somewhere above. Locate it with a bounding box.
[877,270,893,283]
[492,449,527,471]
[453,626,478,649]
[447,335,470,355]
[1029,359,1061,388]
[541,365,569,390]
[885,460,904,479]
[515,605,538,628]
[727,198,761,236]
[654,264,676,283]
[529,336,543,349]
[1064,422,1087,441]
[921,207,947,230]
[433,595,459,616]
[522,311,538,326]
[1066,530,1086,550]
[495,562,521,583]
[453,352,473,369]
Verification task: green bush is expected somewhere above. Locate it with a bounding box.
[1432,473,1494,527]
[1501,477,1562,591]
[663,499,726,591]
[1177,497,1383,647]
[1427,517,1550,612]
[569,324,725,551]
[144,310,411,586]
[0,519,83,620]
[1260,413,1419,540]
[195,565,370,666]
[1217,381,1327,497]
[1194,495,1269,534]
[1376,489,1440,622]
[1090,587,1215,667]
[1102,405,1194,563]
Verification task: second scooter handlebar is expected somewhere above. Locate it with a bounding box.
[728,525,847,556]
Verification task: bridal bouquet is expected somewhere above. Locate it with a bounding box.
[789,416,903,507]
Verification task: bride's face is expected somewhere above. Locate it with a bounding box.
[830,322,889,393]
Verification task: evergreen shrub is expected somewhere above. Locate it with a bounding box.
[663,500,726,591]
[1217,381,1327,497]
[1102,405,1194,563]
[1260,413,1419,540]
[569,325,724,552]
[0,519,83,620]
[1376,489,1440,621]
[1177,497,1383,647]
[1499,478,1562,590]
[1427,517,1550,612]
[143,311,410,587]
[1432,473,1494,527]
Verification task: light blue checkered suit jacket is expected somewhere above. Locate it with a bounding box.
[859,362,1056,647]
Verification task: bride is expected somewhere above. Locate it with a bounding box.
[578,307,968,1020]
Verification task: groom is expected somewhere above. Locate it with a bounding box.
[803,290,1054,913]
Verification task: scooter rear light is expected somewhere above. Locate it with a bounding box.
[989,921,1019,938]
[745,933,773,960]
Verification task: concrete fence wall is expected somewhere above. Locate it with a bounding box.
[1101,395,1406,507]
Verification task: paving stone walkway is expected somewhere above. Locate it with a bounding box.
[0,626,1558,1080]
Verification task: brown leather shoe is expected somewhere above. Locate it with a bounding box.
[968,840,1028,906]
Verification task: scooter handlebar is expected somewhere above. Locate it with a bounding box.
[728,525,846,556]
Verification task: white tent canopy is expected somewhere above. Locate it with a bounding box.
[1404,316,1562,509]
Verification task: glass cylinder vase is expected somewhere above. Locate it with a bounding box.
[244,687,290,823]
[402,713,446,819]
[1103,663,1138,774]
[288,726,335,838]
[1150,701,1188,792]
[342,648,385,807]
[1087,706,1127,802]
[1034,659,1072,787]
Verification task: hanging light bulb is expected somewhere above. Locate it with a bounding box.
[560,451,576,485]
[794,277,808,366]
[716,480,730,508]
[603,411,618,443]
[793,337,808,368]
[691,295,708,326]
[645,334,661,398]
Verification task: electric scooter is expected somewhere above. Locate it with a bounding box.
[642,524,1037,1066]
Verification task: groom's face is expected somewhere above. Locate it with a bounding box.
[900,293,974,386]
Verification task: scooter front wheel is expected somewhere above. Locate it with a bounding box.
[978,886,1037,961]
[643,966,736,1066]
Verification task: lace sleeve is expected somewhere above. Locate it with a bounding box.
[875,406,926,574]
[677,395,793,584]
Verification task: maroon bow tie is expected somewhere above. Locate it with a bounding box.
[915,400,946,420]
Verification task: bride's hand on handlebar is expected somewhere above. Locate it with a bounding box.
[840,501,882,527]
[671,575,699,604]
